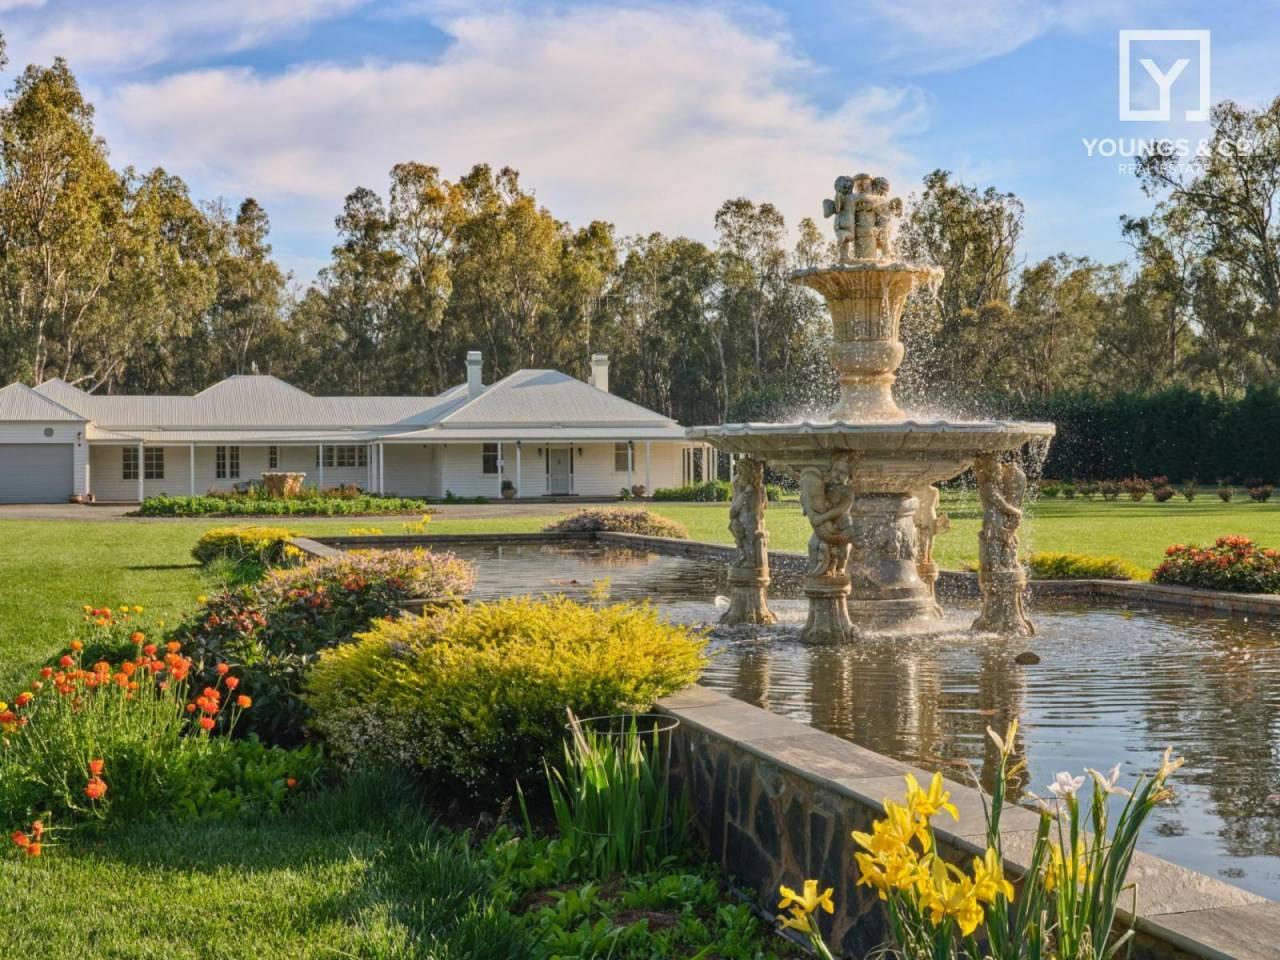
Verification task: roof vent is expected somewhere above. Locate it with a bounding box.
[466,350,484,399]
[589,353,609,393]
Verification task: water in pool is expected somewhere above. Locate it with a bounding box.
[438,539,1280,899]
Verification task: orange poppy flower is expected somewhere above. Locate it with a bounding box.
[224,677,240,690]
[88,758,104,776]
[236,695,252,709]
[199,716,215,731]
[85,777,108,800]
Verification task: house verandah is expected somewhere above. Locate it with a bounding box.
[82,435,720,502]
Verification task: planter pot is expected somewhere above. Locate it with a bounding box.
[502,487,517,499]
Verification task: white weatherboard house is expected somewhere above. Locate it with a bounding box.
[0,352,716,504]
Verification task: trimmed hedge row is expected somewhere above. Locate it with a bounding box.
[136,494,435,517]
[1001,386,1280,483]
[651,480,784,502]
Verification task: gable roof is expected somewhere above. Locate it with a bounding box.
[438,370,677,428]
[0,383,86,422]
[32,376,460,429]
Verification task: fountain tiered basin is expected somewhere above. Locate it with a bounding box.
[691,177,1055,641]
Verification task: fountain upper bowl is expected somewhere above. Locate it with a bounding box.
[687,419,1055,489]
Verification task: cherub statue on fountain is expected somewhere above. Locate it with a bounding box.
[823,175,860,263]
[722,458,776,624]
[973,455,1034,635]
[824,173,903,262]
[798,458,855,577]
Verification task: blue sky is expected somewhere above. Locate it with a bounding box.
[2,0,1272,280]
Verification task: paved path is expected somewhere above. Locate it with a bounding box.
[0,501,587,522]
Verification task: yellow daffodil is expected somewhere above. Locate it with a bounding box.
[1044,841,1091,893]
[923,858,985,937]
[972,847,1015,905]
[905,771,960,822]
[777,879,835,934]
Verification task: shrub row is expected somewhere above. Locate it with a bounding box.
[1000,386,1280,483]
[137,494,436,517]
[1027,552,1145,582]
[1039,477,1274,502]
[651,480,784,502]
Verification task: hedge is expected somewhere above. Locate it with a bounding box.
[998,386,1280,483]
[136,494,436,517]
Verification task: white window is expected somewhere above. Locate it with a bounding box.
[122,447,138,481]
[216,446,240,480]
[614,442,631,472]
[482,443,499,475]
[316,446,367,468]
[268,446,278,469]
[144,447,165,480]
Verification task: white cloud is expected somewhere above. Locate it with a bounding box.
[95,5,926,274]
[844,0,1169,71]
[3,0,367,73]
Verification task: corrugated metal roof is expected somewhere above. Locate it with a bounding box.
[439,370,678,427]
[32,376,462,428]
[9,370,685,439]
[0,383,86,422]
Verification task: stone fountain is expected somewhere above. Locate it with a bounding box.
[692,173,1055,641]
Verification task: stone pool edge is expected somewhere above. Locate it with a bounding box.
[295,530,1280,622]
[657,684,1279,960]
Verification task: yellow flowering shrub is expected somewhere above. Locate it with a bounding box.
[191,526,298,567]
[305,595,708,793]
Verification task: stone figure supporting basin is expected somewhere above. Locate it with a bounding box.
[690,175,1055,640]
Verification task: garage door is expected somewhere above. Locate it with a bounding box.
[0,444,73,503]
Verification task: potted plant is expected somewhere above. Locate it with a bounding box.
[501,479,517,499]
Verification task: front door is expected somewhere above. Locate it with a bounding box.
[546,446,572,494]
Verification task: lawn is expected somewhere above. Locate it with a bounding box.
[6,497,1280,690]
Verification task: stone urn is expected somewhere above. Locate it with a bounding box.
[502,481,517,499]
[262,472,305,498]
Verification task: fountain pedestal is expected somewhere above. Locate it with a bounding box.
[846,493,939,631]
[802,572,855,643]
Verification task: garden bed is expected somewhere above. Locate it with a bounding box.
[133,493,437,517]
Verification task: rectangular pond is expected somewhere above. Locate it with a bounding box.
[403,538,1280,899]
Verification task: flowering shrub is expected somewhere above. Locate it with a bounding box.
[545,508,689,539]
[1028,552,1145,581]
[191,526,298,567]
[1,607,320,847]
[136,493,435,517]
[172,549,475,744]
[1152,535,1280,593]
[1249,483,1274,503]
[1121,477,1151,501]
[306,595,707,794]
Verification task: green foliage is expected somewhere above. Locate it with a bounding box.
[541,711,685,881]
[191,526,297,567]
[544,508,690,539]
[137,493,434,517]
[171,548,475,744]
[306,595,708,795]
[1153,535,1280,593]
[1027,552,1145,582]
[652,480,784,502]
[484,830,794,960]
[1250,484,1275,503]
[1038,481,1061,498]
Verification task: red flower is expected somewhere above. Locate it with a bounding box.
[199,716,216,731]
[129,632,145,645]
[224,676,240,691]
[286,778,298,789]
[85,777,108,800]
[59,655,73,668]
[11,831,29,848]
[88,758,104,776]
[215,663,231,676]
[14,692,32,708]
[236,695,252,709]
[25,842,41,858]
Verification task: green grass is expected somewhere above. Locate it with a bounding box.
[0,774,532,958]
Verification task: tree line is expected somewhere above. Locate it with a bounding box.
[3,52,1280,436]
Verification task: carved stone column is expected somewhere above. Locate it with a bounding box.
[845,493,939,630]
[721,457,776,625]
[798,457,856,644]
[912,485,949,617]
[972,454,1035,636]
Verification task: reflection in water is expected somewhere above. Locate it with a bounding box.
[439,540,1280,899]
